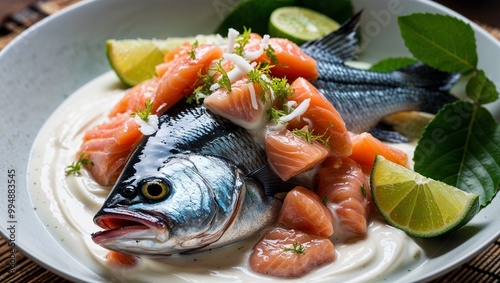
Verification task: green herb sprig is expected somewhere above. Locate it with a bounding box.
[247,63,293,104]
[188,40,199,60]
[321,196,328,205]
[361,185,367,198]
[292,124,332,148]
[271,77,294,100]
[132,100,154,122]
[264,44,281,67]
[213,59,232,93]
[283,242,306,254]
[268,107,287,123]
[189,70,216,105]
[65,152,93,176]
[234,27,251,56]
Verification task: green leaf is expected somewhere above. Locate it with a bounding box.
[413,101,500,207]
[398,13,477,74]
[466,70,499,104]
[369,57,417,72]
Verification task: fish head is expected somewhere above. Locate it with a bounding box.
[91,154,246,256]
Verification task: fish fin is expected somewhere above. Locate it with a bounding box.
[397,62,461,91]
[247,164,314,196]
[369,124,411,143]
[300,10,362,62]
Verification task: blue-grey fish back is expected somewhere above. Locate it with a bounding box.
[129,101,267,176]
[314,61,460,90]
[313,80,457,133]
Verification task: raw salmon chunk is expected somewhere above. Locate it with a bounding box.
[253,37,318,81]
[265,127,329,181]
[249,228,335,278]
[316,157,371,240]
[109,78,159,117]
[204,78,267,130]
[163,42,192,63]
[278,186,334,237]
[287,78,352,158]
[105,251,139,268]
[349,132,408,173]
[78,114,142,186]
[152,44,223,114]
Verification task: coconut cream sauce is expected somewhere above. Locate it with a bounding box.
[28,71,425,282]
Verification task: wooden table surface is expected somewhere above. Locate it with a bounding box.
[1,0,500,282]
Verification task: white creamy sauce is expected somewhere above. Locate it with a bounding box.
[27,71,426,282]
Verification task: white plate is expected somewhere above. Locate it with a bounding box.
[1,0,499,282]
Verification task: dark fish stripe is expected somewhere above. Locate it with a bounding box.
[314,61,460,90]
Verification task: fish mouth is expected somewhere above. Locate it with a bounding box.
[92,209,169,245]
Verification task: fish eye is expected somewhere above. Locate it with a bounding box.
[141,179,170,201]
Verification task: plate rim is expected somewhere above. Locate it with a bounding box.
[1,0,499,282]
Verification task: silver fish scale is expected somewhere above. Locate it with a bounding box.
[314,80,457,133]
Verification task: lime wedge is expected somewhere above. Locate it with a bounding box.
[106,39,166,87]
[370,155,479,238]
[106,36,218,87]
[269,6,340,45]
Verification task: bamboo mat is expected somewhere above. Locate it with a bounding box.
[1,1,500,282]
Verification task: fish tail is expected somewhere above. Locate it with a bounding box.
[300,10,362,62]
[397,62,461,91]
[418,89,458,113]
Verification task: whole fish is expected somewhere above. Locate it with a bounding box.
[92,101,284,255]
[91,11,459,256]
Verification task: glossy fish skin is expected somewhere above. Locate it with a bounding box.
[92,101,282,255]
[313,80,457,133]
[127,100,267,175]
[301,11,460,134]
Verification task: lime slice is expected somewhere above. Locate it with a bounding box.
[370,155,479,238]
[269,6,340,45]
[214,0,296,35]
[106,36,217,87]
